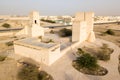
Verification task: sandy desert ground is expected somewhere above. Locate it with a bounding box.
[0,21,119,80]
[94,23,120,47]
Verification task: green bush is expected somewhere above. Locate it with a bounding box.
[59,28,72,37]
[18,63,53,80]
[105,29,115,35]
[2,23,11,28]
[75,53,98,70]
[73,48,109,75]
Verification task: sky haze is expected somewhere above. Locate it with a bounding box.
[0,0,120,16]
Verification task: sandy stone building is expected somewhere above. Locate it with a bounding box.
[14,37,60,65]
[14,11,61,65]
[15,11,44,37]
[14,11,95,66]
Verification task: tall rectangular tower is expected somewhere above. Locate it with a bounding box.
[72,12,95,42]
[72,12,87,42]
[29,11,44,37]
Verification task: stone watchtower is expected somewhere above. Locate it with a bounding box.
[29,11,44,37]
[15,11,44,37]
[72,12,95,43]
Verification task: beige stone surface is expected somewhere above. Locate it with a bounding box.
[75,12,84,21]
[29,11,40,26]
[30,11,44,37]
[15,11,44,37]
[72,12,95,42]
[85,12,94,31]
[31,24,44,37]
[87,31,96,42]
[14,37,60,66]
[72,21,87,42]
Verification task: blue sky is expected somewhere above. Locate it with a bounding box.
[0,0,119,16]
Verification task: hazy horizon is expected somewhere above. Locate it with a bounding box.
[0,0,120,16]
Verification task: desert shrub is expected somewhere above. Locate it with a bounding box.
[73,48,108,75]
[48,39,54,43]
[2,23,11,28]
[44,39,54,43]
[18,63,53,80]
[77,48,85,56]
[41,19,55,23]
[118,55,120,74]
[38,36,42,39]
[6,41,13,46]
[73,60,108,75]
[97,51,110,61]
[96,44,113,61]
[18,64,39,80]
[0,56,6,61]
[13,36,17,38]
[75,53,98,70]
[59,28,72,37]
[105,29,115,35]
[101,44,108,48]
[50,30,54,34]
[118,22,120,25]
[38,71,54,80]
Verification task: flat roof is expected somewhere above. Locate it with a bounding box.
[14,37,59,49]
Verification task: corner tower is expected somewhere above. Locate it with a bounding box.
[29,11,44,37]
[72,12,95,43]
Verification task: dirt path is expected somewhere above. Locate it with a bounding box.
[86,39,120,80]
[41,38,120,80]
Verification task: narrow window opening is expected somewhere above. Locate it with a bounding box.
[35,20,37,24]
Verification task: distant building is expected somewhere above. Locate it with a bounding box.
[94,16,120,23]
